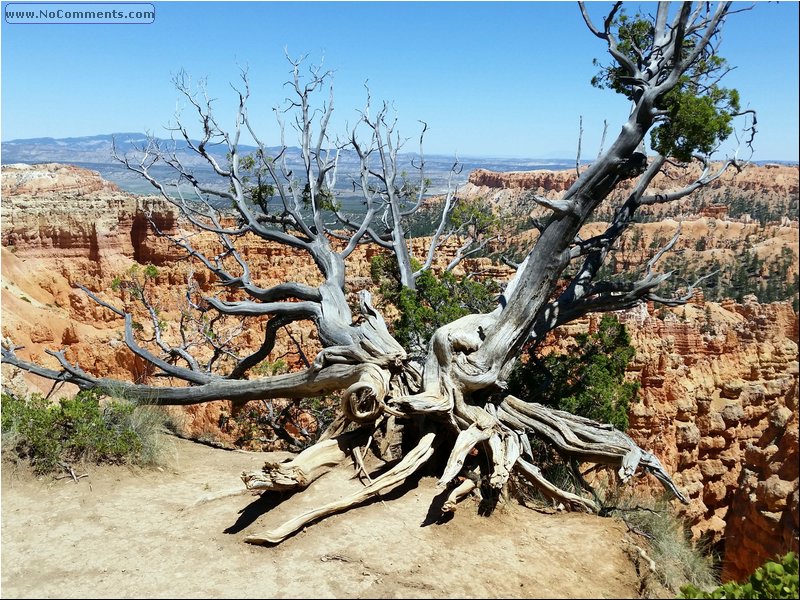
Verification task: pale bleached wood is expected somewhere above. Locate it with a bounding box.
[188,488,249,508]
[242,429,367,492]
[438,425,492,487]
[442,478,478,513]
[515,458,599,513]
[499,396,687,503]
[245,432,436,544]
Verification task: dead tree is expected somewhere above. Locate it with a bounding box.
[2,2,756,543]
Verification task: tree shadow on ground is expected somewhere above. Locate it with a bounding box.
[223,490,299,534]
[420,486,455,526]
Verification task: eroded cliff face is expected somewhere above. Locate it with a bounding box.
[547,298,798,582]
[600,300,797,582]
[1,163,122,197]
[1,164,327,442]
[468,162,800,197]
[2,163,798,581]
[468,162,800,228]
[2,165,179,377]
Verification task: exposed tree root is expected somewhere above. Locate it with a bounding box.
[515,458,599,513]
[442,477,478,513]
[238,359,685,543]
[188,488,249,509]
[499,396,687,503]
[242,429,368,493]
[244,432,437,545]
[438,424,492,487]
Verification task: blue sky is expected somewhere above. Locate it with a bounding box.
[2,1,798,160]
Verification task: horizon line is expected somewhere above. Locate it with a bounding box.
[2,132,798,165]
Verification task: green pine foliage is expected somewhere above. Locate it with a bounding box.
[680,552,799,599]
[651,74,739,162]
[231,151,276,212]
[370,255,499,355]
[591,10,740,161]
[657,247,798,310]
[508,315,638,431]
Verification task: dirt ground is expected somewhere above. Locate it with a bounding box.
[1,437,642,599]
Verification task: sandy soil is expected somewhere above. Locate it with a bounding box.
[1,437,642,599]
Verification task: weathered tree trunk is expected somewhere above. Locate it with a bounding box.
[2,1,746,545]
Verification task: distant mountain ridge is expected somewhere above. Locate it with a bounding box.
[4,133,795,170]
[0,133,581,196]
[5,133,794,197]
[1,132,586,168]
[1,133,265,167]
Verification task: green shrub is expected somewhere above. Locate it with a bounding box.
[252,358,289,377]
[680,553,799,599]
[1,390,171,473]
[122,404,175,466]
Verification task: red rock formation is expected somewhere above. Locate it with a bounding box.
[699,204,728,219]
[468,162,799,197]
[2,163,798,580]
[469,168,577,193]
[1,163,121,197]
[574,299,798,582]
[464,166,800,293]
[0,163,482,445]
[511,291,798,582]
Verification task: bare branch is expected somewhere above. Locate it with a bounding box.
[79,285,213,384]
[2,343,377,406]
[576,115,584,177]
[597,120,608,158]
[204,297,320,319]
[415,160,462,277]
